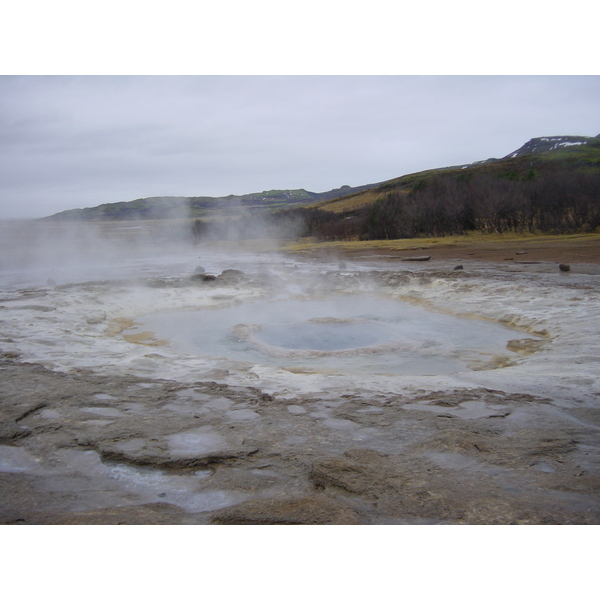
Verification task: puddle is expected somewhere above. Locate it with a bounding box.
[533,461,556,473]
[104,462,245,512]
[94,393,118,401]
[0,445,42,474]
[80,407,123,417]
[426,452,482,470]
[226,409,260,421]
[167,427,227,457]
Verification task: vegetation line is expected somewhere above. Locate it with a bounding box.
[280,232,600,255]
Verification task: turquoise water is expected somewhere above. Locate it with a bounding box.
[138,294,530,376]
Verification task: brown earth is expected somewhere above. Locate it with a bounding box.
[1,355,599,525]
[291,235,600,266]
[377,238,600,265]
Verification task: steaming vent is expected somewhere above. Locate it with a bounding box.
[138,295,531,376]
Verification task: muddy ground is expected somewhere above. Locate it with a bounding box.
[2,355,599,525]
[2,244,600,525]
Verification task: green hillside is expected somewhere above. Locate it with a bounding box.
[313,135,600,214]
[43,183,379,221]
[43,134,600,242]
[283,135,600,241]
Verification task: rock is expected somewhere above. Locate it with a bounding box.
[96,445,259,469]
[86,312,107,325]
[507,338,546,355]
[194,266,206,274]
[0,421,31,442]
[454,265,464,270]
[310,449,391,497]
[209,495,362,525]
[559,263,571,272]
[401,256,431,262]
[217,269,246,280]
[202,274,216,281]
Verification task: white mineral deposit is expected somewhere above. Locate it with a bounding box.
[1,226,599,524]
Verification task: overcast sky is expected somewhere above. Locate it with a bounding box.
[1,75,599,219]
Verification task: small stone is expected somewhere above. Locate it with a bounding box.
[86,312,107,325]
[454,265,463,270]
[559,264,570,272]
[402,255,431,262]
[217,269,246,281]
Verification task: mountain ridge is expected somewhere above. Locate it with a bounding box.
[502,135,600,159]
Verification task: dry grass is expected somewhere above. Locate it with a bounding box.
[281,232,600,264]
[310,189,383,213]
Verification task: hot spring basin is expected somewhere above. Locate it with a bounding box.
[255,320,397,352]
[134,295,532,376]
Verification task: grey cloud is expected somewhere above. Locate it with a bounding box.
[1,75,599,219]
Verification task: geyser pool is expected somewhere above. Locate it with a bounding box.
[132,294,531,376]
[254,319,398,352]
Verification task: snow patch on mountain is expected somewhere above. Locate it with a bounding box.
[503,135,596,159]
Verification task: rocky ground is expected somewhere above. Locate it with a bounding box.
[2,354,599,525]
[2,244,600,525]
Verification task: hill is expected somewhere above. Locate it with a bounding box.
[288,134,600,241]
[311,134,600,214]
[43,133,600,242]
[43,183,381,221]
[502,135,600,158]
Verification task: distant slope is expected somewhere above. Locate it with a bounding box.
[311,134,600,214]
[43,134,600,231]
[43,183,381,221]
[291,134,600,241]
[44,196,191,221]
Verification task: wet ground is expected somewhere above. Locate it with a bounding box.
[1,251,600,524]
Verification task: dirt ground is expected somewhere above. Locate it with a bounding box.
[292,234,600,266]
[2,358,599,525]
